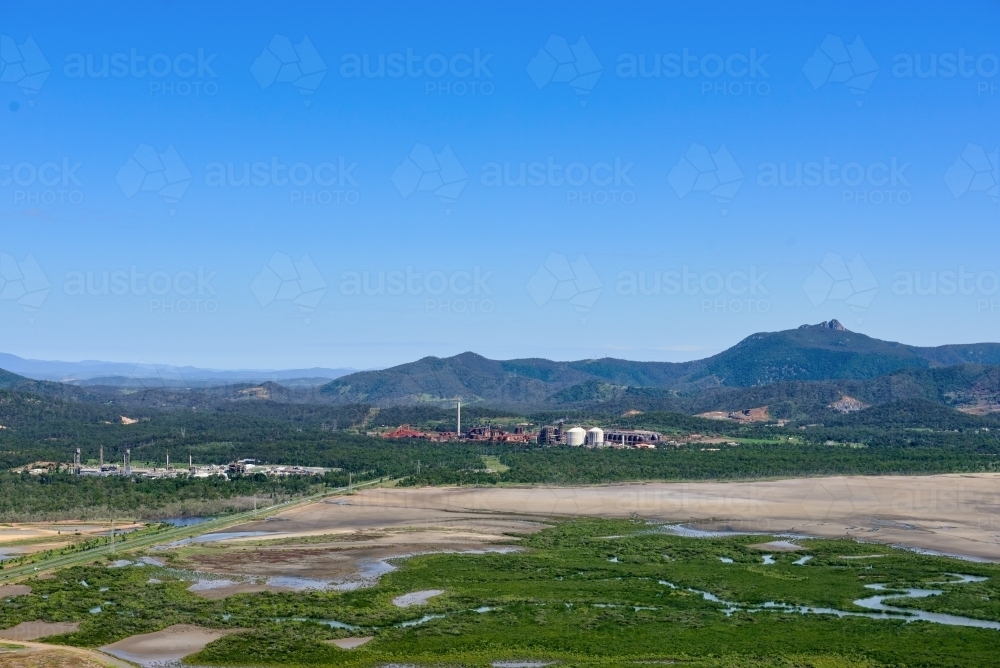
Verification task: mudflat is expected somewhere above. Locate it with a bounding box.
[101,624,238,666]
[248,474,1000,561]
[173,525,531,598]
[328,637,373,649]
[0,622,79,641]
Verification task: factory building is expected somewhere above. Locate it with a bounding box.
[538,425,562,445]
[603,429,663,447]
[538,425,659,448]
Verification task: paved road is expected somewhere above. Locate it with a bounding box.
[0,479,383,583]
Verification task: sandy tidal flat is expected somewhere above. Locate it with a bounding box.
[0,622,80,641]
[256,474,1000,561]
[100,624,238,667]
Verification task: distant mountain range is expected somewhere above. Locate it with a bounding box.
[2,321,999,423]
[316,321,1000,414]
[0,352,356,387]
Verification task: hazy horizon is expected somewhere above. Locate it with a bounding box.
[2,315,997,375]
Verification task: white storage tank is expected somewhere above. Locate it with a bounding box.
[586,427,604,446]
[565,427,586,446]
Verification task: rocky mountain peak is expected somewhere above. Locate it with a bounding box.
[799,319,848,332]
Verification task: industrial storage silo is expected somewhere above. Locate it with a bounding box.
[565,427,586,446]
[586,427,604,446]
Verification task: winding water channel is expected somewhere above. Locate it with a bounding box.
[664,573,999,630]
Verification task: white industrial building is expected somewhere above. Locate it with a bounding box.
[565,427,586,446]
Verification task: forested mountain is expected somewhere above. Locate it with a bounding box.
[318,321,1000,409]
[0,320,1000,425]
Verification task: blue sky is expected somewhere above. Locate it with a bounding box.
[0,1,997,369]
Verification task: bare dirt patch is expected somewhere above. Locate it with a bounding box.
[327,636,373,649]
[0,649,106,668]
[748,541,805,552]
[0,585,31,597]
[0,622,79,641]
[100,624,240,666]
[0,523,142,545]
[393,589,444,607]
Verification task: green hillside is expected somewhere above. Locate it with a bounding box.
[318,321,1000,409]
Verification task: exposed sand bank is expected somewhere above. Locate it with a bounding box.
[0,621,79,641]
[100,624,239,667]
[393,589,444,607]
[328,636,373,648]
[241,474,1000,561]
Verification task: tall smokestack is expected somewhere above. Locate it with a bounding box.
[457,400,461,437]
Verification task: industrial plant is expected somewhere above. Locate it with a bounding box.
[380,404,663,448]
[25,450,329,479]
[537,424,662,448]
